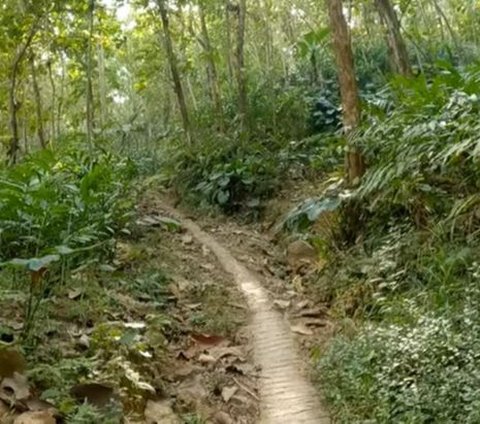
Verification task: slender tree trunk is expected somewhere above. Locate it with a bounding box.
[326,0,365,184]
[430,0,460,50]
[29,51,46,148]
[86,0,95,152]
[199,4,224,132]
[97,42,108,129]
[375,0,412,76]
[234,0,248,134]
[157,0,192,144]
[57,55,66,138]
[47,59,57,140]
[7,20,39,165]
[225,3,235,83]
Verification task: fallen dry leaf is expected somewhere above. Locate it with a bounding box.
[208,346,245,362]
[24,398,57,415]
[9,323,23,332]
[273,299,291,310]
[221,386,238,403]
[0,350,26,379]
[75,334,90,350]
[293,299,311,312]
[181,234,194,245]
[198,354,216,365]
[124,322,146,330]
[303,318,327,327]
[290,323,313,336]
[144,399,180,424]
[67,289,83,300]
[212,411,234,424]
[0,399,11,417]
[191,333,225,347]
[176,375,208,409]
[294,307,326,318]
[185,303,202,310]
[70,383,116,409]
[225,362,255,376]
[13,411,56,424]
[200,263,215,271]
[0,373,30,405]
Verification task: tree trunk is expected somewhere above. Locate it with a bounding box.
[199,4,224,132]
[157,0,192,144]
[47,59,57,140]
[234,0,248,134]
[86,0,95,152]
[430,0,460,51]
[326,0,365,184]
[225,3,234,83]
[29,51,46,148]
[375,0,412,76]
[97,42,108,129]
[7,19,39,165]
[57,55,66,139]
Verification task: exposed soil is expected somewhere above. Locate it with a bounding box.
[153,196,331,423]
[0,187,332,423]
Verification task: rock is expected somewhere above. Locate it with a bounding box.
[13,411,56,424]
[286,240,316,272]
[144,399,180,424]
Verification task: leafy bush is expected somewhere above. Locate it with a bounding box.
[314,63,480,424]
[162,135,282,213]
[318,303,480,423]
[0,147,137,262]
[0,145,137,333]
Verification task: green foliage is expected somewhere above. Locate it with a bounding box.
[318,304,480,423]
[163,135,282,213]
[281,196,341,232]
[0,144,137,334]
[351,63,480,231]
[0,147,136,262]
[67,403,122,424]
[316,63,480,423]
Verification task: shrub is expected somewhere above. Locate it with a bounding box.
[0,146,137,262]
[318,303,480,424]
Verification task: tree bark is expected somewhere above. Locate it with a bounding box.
[97,42,108,129]
[199,4,224,132]
[29,51,46,149]
[326,0,365,184]
[157,0,192,144]
[7,19,39,165]
[225,3,235,83]
[233,0,248,134]
[375,0,412,76]
[46,59,57,140]
[86,0,95,152]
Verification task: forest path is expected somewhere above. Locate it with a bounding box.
[159,203,330,424]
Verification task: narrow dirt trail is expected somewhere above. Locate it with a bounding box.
[162,205,330,424]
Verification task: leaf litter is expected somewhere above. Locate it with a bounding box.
[0,201,259,423]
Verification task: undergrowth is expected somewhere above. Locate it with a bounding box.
[308,62,480,423]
